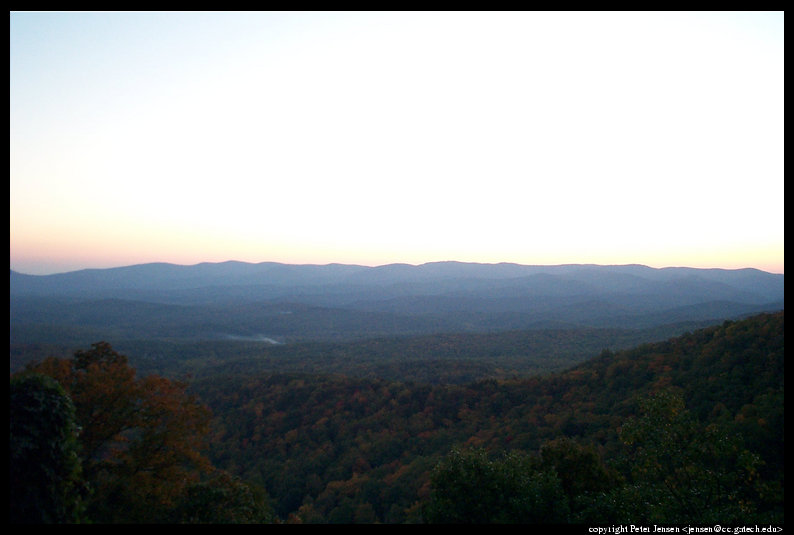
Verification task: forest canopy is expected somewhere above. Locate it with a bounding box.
[9,311,783,524]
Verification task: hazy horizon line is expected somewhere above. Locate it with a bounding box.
[10,258,785,277]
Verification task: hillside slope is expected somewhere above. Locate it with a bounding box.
[190,311,783,523]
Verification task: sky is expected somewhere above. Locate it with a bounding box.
[10,11,784,275]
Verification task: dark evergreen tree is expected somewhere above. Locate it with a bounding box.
[10,373,87,523]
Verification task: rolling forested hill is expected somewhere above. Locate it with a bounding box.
[10,263,783,341]
[9,261,783,373]
[187,311,783,523]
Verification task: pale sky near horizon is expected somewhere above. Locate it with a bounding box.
[10,11,784,275]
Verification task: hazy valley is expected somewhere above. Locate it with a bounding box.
[10,260,783,345]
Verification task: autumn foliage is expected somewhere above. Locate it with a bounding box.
[10,311,783,524]
[19,342,213,523]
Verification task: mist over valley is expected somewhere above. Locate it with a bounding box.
[10,260,783,379]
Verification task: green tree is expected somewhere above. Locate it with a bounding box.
[174,471,276,523]
[424,447,569,523]
[538,436,621,517]
[10,374,88,523]
[618,389,764,524]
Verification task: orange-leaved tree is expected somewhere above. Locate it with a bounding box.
[22,342,213,523]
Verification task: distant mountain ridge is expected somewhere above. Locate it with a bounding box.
[10,261,784,345]
[9,260,784,302]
